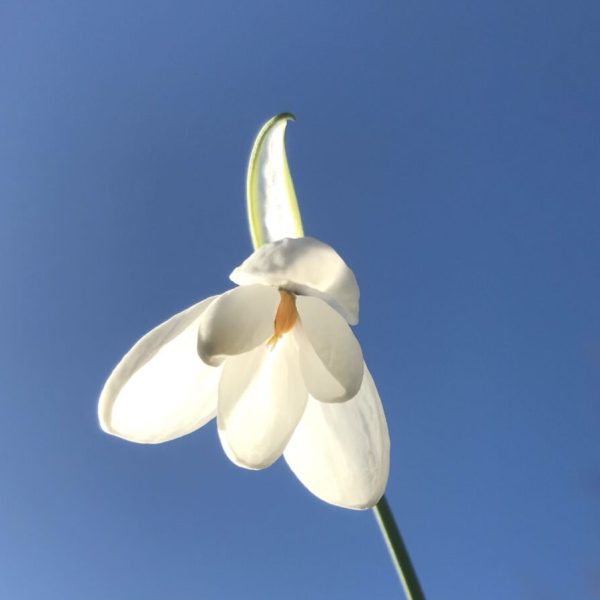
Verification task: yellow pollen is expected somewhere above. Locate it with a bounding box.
[267,290,298,348]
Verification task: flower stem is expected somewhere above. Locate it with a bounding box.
[372,495,427,600]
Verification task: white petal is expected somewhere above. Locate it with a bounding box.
[99,297,221,444]
[284,366,390,510]
[218,333,308,469]
[230,237,360,325]
[246,113,304,248]
[197,285,279,366]
[296,296,363,402]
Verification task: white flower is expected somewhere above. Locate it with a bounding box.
[98,114,390,510]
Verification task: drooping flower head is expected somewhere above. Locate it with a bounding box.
[99,114,389,509]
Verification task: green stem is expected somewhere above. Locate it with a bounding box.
[372,495,427,600]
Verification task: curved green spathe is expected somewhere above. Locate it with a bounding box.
[246,113,304,249]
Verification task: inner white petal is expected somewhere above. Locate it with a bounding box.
[296,296,364,402]
[197,285,279,366]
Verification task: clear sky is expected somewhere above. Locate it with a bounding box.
[1,1,599,599]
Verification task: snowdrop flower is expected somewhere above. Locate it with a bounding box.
[99,114,389,509]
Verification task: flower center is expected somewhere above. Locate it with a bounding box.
[267,289,298,348]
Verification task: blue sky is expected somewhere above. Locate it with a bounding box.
[1,1,599,598]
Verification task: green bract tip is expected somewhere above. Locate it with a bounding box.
[246,113,304,249]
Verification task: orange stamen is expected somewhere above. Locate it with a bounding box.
[267,290,298,348]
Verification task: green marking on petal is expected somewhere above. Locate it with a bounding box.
[246,113,304,249]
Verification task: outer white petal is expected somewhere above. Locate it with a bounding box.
[229,237,360,325]
[99,297,221,444]
[296,296,363,403]
[197,284,279,366]
[246,113,304,248]
[218,333,308,469]
[284,366,390,510]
